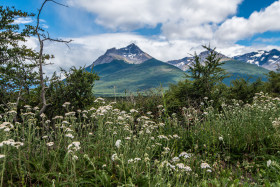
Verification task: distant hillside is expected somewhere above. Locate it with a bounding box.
[90,59,186,96]
[221,60,269,85]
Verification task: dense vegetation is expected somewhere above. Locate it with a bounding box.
[1,3,280,186]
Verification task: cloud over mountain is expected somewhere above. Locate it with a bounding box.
[67,0,242,41]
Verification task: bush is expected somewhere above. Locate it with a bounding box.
[227,77,264,103]
[266,70,280,96]
[46,66,99,118]
[165,45,228,114]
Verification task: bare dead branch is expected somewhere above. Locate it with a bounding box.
[48,0,69,7]
[34,0,72,115]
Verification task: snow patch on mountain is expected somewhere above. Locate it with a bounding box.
[233,49,280,71]
[91,43,153,67]
[167,50,228,71]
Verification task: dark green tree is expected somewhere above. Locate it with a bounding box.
[187,45,228,100]
[265,65,280,96]
[228,77,264,103]
[0,6,39,114]
[46,67,99,117]
[165,45,228,113]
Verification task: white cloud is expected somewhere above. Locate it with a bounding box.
[67,0,242,40]
[22,0,280,75]
[25,33,205,76]
[13,17,33,25]
[216,0,280,42]
[23,32,280,78]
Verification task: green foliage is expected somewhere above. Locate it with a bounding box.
[46,66,99,117]
[266,70,280,96]
[91,59,185,96]
[112,88,164,117]
[165,45,228,113]
[187,45,228,98]
[1,93,280,186]
[228,77,265,103]
[0,6,39,112]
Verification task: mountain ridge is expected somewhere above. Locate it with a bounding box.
[85,43,272,96]
[233,49,280,71]
[91,43,153,67]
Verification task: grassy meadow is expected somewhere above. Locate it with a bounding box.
[0,92,280,186]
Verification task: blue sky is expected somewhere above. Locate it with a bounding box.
[2,0,280,74]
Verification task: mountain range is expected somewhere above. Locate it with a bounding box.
[233,49,280,71]
[87,43,275,96]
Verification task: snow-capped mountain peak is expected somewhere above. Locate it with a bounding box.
[167,50,229,71]
[91,43,153,66]
[233,49,280,71]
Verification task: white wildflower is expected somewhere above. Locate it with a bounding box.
[72,155,78,161]
[172,157,180,162]
[65,112,76,116]
[179,152,191,159]
[0,155,5,159]
[63,102,71,107]
[46,142,54,147]
[118,116,124,121]
[176,163,192,172]
[267,160,272,167]
[158,135,168,140]
[53,116,63,120]
[128,159,134,164]
[130,109,138,113]
[173,134,180,139]
[40,113,46,118]
[111,153,118,161]
[115,140,121,149]
[65,134,74,139]
[68,141,81,151]
[201,162,211,169]
[62,121,70,124]
[147,111,152,115]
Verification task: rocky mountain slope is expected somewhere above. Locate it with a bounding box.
[91,43,153,67]
[167,50,231,71]
[233,49,280,71]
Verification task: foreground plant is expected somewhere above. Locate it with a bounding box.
[0,93,279,186]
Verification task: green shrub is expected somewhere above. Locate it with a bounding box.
[45,66,99,118]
